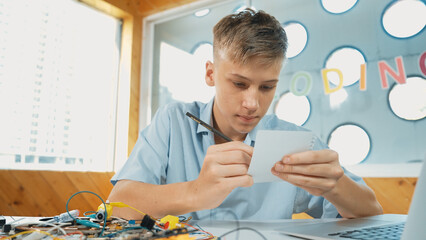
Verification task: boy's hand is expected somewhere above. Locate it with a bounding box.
[271,149,344,196]
[190,141,254,210]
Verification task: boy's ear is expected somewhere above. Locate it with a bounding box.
[205,60,215,87]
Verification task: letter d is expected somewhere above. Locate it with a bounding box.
[321,68,344,94]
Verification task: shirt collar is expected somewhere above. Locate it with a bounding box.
[244,118,263,146]
[197,97,215,134]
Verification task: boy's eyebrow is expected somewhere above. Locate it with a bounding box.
[230,73,278,83]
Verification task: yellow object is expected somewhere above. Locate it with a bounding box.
[108,202,153,219]
[97,203,114,220]
[97,202,154,221]
[108,202,129,208]
[1,230,61,240]
[160,215,180,230]
[155,234,196,240]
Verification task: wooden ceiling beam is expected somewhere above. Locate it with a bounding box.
[136,0,199,17]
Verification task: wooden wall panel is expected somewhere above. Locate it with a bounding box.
[0,170,114,217]
[364,177,417,214]
[127,15,142,155]
[0,170,42,216]
[63,172,107,211]
[0,193,16,216]
[291,177,418,219]
[38,171,93,215]
[11,171,64,216]
[0,170,417,218]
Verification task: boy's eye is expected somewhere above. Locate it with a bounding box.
[261,85,275,90]
[233,82,247,88]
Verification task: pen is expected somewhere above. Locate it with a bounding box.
[186,112,232,142]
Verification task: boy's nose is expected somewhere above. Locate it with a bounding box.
[242,90,259,111]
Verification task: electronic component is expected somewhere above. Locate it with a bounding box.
[0,190,216,240]
[52,210,79,223]
[96,202,113,220]
[141,214,156,230]
[0,218,201,240]
[0,216,5,228]
[95,210,106,221]
[2,224,11,233]
[160,215,180,230]
[76,219,101,229]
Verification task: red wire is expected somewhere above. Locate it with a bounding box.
[63,231,85,240]
[183,222,215,240]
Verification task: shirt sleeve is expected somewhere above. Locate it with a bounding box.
[293,135,366,218]
[111,106,171,185]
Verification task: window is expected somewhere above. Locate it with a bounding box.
[194,9,210,17]
[388,76,426,121]
[0,0,122,171]
[321,0,358,14]
[159,42,215,104]
[325,47,366,87]
[283,22,308,59]
[274,92,310,126]
[328,124,371,166]
[382,0,426,38]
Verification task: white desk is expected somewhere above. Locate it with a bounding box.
[193,218,341,239]
[345,163,423,177]
[3,215,408,239]
[2,216,333,239]
[194,214,409,240]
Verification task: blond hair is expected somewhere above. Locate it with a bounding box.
[213,8,288,66]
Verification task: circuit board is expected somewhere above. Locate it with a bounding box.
[0,191,215,240]
[0,216,214,240]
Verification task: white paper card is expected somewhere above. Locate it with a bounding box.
[248,130,315,183]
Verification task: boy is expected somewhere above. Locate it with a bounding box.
[108,9,382,220]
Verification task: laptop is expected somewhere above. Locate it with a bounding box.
[276,159,426,240]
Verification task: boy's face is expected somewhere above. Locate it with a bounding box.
[205,54,282,141]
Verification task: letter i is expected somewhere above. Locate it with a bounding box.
[360,63,367,91]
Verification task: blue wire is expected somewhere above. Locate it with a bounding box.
[84,210,97,217]
[66,190,107,236]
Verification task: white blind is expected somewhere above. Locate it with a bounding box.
[0,0,122,171]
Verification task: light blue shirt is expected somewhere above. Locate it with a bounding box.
[112,98,364,220]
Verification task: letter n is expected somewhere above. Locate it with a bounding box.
[378,56,406,89]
